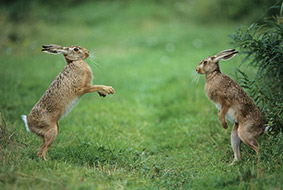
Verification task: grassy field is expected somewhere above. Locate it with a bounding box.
[0,1,282,190]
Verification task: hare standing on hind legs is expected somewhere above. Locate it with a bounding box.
[196,49,265,165]
[22,44,115,160]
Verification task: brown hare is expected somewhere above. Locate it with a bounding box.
[22,44,114,160]
[196,49,265,164]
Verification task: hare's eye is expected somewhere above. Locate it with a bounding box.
[203,61,207,64]
[74,48,79,52]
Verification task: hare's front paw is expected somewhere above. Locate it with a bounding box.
[98,86,115,97]
[222,122,228,129]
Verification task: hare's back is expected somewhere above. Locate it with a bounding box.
[221,75,263,122]
[220,74,252,103]
[30,65,83,115]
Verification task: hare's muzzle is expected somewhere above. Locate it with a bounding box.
[84,50,90,58]
[196,66,201,74]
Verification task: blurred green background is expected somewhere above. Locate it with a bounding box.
[0,0,282,190]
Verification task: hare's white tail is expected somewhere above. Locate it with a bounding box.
[21,115,31,132]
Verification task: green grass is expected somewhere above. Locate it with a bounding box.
[0,1,282,190]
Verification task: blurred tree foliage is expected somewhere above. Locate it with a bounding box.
[193,0,280,22]
[0,0,281,23]
[0,0,90,22]
[231,11,283,133]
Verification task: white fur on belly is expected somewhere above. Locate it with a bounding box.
[214,103,237,123]
[60,96,80,119]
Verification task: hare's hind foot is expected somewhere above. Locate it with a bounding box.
[37,152,47,160]
[36,124,59,160]
[231,123,241,163]
[229,159,240,166]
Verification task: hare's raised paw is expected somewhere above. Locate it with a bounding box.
[107,86,115,94]
[98,92,106,97]
[98,86,115,97]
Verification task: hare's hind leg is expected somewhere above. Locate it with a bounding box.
[230,123,241,165]
[238,123,259,154]
[37,123,59,160]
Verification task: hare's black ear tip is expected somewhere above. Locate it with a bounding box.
[227,48,236,52]
[42,45,54,49]
[42,45,51,52]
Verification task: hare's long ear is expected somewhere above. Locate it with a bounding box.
[42,44,69,55]
[216,49,235,57]
[214,51,238,62]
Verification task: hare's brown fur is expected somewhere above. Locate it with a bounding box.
[196,49,265,164]
[23,45,114,159]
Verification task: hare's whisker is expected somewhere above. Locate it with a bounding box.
[191,70,200,84]
[88,51,102,72]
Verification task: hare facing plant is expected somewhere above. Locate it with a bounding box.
[22,44,114,160]
[196,49,265,164]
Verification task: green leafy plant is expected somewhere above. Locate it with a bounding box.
[231,15,283,133]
